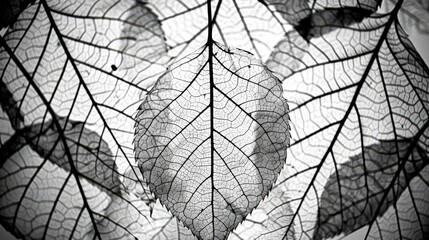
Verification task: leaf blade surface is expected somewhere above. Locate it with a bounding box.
[135,43,290,240]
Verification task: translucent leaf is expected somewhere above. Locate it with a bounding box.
[267,3,429,239]
[135,43,290,240]
[0,145,111,239]
[314,0,381,11]
[145,200,196,240]
[122,165,154,205]
[385,0,429,34]
[264,0,380,29]
[368,165,429,239]
[96,193,195,240]
[293,2,380,40]
[266,30,309,78]
[0,0,167,130]
[0,0,167,238]
[89,162,191,239]
[0,108,14,147]
[264,0,311,26]
[0,116,122,190]
[146,0,288,61]
[315,139,428,239]
[1,0,429,239]
[23,118,121,194]
[120,166,194,239]
[230,186,295,240]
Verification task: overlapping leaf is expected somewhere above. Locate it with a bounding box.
[230,186,295,240]
[122,165,155,205]
[120,162,296,240]
[94,194,196,240]
[265,0,380,31]
[0,145,111,239]
[264,0,311,27]
[385,0,429,34]
[1,0,428,239]
[314,0,381,11]
[315,139,428,239]
[367,165,429,239]
[135,43,290,239]
[146,0,288,61]
[267,1,429,239]
[0,0,168,238]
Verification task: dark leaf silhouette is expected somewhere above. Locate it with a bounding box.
[295,8,375,40]
[264,0,311,26]
[313,0,381,11]
[368,165,429,239]
[135,43,290,239]
[267,1,429,239]
[0,0,35,29]
[25,118,120,193]
[315,139,428,239]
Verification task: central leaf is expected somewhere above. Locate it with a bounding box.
[135,42,289,240]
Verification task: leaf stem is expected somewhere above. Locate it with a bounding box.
[206,0,216,236]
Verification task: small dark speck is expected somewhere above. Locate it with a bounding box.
[201,209,204,212]
[247,65,251,68]
[111,64,117,71]
[57,41,60,47]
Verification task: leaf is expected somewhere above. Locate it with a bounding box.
[122,165,154,205]
[385,0,429,34]
[314,139,428,239]
[230,186,295,240]
[96,193,195,240]
[119,165,195,240]
[23,118,121,194]
[0,108,14,148]
[313,0,381,11]
[264,0,311,27]
[368,165,429,239]
[294,8,376,40]
[264,0,380,30]
[135,43,290,240]
[0,0,35,29]
[119,1,168,71]
[267,2,429,239]
[0,0,167,238]
[266,30,309,78]
[146,0,288,61]
[0,145,111,239]
[97,164,194,240]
